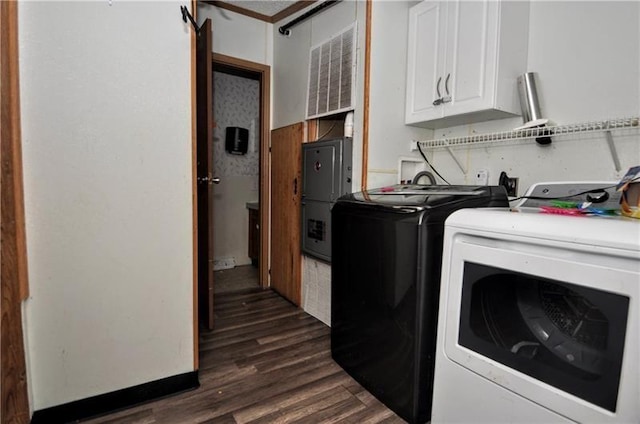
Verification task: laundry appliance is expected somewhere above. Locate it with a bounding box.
[301,137,353,262]
[431,182,639,423]
[331,184,508,423]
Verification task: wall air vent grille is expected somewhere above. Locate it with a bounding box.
[306,23,357,119]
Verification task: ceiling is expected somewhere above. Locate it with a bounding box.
[204,1,317,23]
[225,1,298,16]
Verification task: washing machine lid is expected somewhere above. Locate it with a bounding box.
[339,184,507,209]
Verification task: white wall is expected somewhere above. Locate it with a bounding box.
[389,1,640,192]
[213,72,260,267]
[197,3,273,66]
[19,1,194,410]
[367,1,433,188]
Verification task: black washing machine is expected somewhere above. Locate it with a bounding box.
[331,184,508,423]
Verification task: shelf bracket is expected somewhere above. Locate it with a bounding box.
[443,141,468,174]
[604,130,622,172]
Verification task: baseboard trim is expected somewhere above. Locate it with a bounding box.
[31,370,199,423]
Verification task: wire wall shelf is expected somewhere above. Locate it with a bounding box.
[416,117,639,149]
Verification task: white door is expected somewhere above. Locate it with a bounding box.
[405,0,446,124]
[444,0,498,116]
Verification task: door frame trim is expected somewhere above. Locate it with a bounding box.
[211,53,271,291]
[1,1,31,420]
[361,0,372,191]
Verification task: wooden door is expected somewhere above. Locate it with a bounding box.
[196,19,215,330]
[270,123,304,306]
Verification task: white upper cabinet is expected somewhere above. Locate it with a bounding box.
[405,0,530,128]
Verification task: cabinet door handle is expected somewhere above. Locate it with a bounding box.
[293,177,298,195]
[436,76,442,98]
[445,73,450,95]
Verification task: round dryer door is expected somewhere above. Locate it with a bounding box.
[516,281,608,375]
[458,262,629,413]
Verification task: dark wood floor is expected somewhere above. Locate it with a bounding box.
[84,287,405,424]
[214,265,260,293]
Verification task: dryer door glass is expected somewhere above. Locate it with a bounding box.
[458,262,629,413]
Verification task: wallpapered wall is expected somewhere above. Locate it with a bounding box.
[212,72,260,268]
[213,72,260,177]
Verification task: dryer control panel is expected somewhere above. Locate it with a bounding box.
[518,181,621,209]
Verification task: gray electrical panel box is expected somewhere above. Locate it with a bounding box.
[301,137,353,262]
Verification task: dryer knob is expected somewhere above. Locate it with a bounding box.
[586,190,609,203]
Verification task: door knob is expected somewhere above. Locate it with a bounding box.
[212,177,221,184]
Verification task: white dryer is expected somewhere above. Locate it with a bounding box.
[431,182,640,423]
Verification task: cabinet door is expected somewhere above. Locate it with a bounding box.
[270,123,303,306]
[444,0,499,116]
[405,0,447,124]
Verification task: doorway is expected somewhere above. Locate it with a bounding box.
[213,53,270,288]
[211,64,260,286]
[194,51,271,356]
